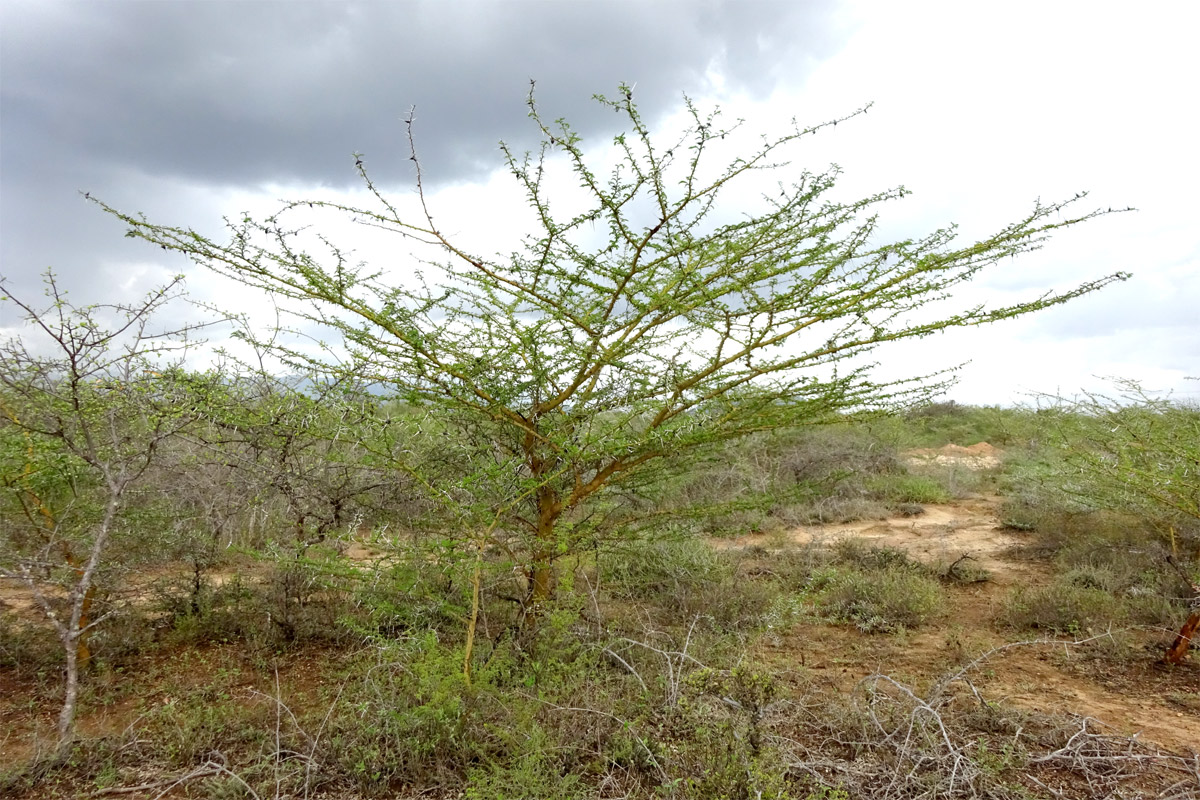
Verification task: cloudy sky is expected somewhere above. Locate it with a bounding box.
[2,0,1197,405]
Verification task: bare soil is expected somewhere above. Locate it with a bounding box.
[733,444,1200,755]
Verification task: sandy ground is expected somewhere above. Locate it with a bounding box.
[730,444,1200,754]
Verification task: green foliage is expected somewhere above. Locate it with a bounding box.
[99,86,1126,607]
[1000,516,1190,633]
[140,679,274,767]
[673,666,791,800]
[865,472,952,505]
[323,626,604,795]
[351,556,471,638]
[464,726,588,800]
[668,424,911,529]
[830,539,926,573]
[1003,582,1124,635]
[663,422,974,530]
[817,544,945,632]
[893,402,1044,449]
[603,536,729,602]
[601,536,778,633]
[0,613,60,674]
[1013,381,1200,550]
[325,634,478,791]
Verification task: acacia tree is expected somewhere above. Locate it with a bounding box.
[0,273,213,747]
[98,86,1128,617]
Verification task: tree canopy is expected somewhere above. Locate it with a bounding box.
[96,85,1129,612]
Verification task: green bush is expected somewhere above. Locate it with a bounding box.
[351,554,473,639]
[776,496,892,526]
[830,540,927,573]
[818,567,944,633]
[895,402,1042,449]
[602,536,729,603]
[659,425,910,530]
[324,634,487,792]
[464,726,588,800]
[673,667,792,800]
[138,669,273,767]
[0,613,60,675]
[866,473,952,505]
[1003,582,1124,634]
[601,537,780,633]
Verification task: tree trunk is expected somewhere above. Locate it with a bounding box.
[55,491,120,747]
[1163,609,1200,665]
[56,636,79,750]
[524,489,562,627]
[528,557,555,609]
[75,583,94,672]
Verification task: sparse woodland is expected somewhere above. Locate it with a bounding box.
[2,89,1197,799]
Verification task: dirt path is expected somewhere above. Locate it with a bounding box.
[734,480,1200,755]
[783,494,1041,585]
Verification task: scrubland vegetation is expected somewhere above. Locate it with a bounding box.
[3,384,1198,799]
[4,89,1196,797]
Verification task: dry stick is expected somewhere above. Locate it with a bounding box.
[1025,715,1199,799]
[273,666,282,800]
[616,615,705,706]
[943,552,977,581]
[580,568,605,635]
[142,761,227,800]
[600,646,649,695]
[845,633,1158,800]
[94,777,205,797]
[301,683,346,800]
[247,676,320,782]
[855,674,974,797]
[1166,554,1200,596]
[929,631,1118,706]
[1023,773,1068,799]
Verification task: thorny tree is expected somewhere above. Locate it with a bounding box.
[0,273,213,747]
[98,85,1129,621]
[1037,380,1200,663]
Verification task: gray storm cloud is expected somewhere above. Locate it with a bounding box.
[2,0,839,187]
[0,0,840,303]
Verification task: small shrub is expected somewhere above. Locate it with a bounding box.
[867,473,952,505]
[938,554,992,585]
[140,680,274,767]
[352,555,470,638]
[603,537,782,633]
[831,540,927,573]
[777,426,903,484]
[1003,582,1125,634]
[602,536,728,603]
[674,667,792,800]
[762,542,836,592]
[85,606,156,669]
[0,614,61,675]
[818,568,944,633]
[464,726,587,800]
[325,634,483,791]
[778,496,891,525]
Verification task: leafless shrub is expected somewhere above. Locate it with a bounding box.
[766,637,1200,799]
